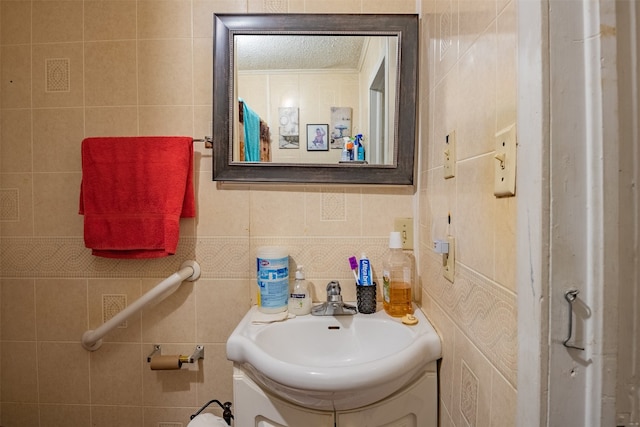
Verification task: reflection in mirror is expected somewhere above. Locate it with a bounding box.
[234,35,398,166]
[212,14,418,184]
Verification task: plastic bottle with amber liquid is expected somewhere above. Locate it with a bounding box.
[382,232,414,317]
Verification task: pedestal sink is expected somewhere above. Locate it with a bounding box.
[226,304,442,410]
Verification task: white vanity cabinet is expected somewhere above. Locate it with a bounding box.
[232,363,438,427]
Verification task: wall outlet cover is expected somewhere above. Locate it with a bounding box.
[494,124,517,197]
[444,131,456,179]
[443,236,455,282]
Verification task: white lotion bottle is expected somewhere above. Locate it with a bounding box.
[288,265,312,315]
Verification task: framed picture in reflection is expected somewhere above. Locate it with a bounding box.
[306,124,329,151]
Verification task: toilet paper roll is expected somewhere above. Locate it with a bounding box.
[150,355,183,370]
[187,413,228,427]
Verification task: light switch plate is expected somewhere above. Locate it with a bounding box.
[443,236,455,282]
[444,131,456,179]
[394,217,414,250]
[494,124,517,197]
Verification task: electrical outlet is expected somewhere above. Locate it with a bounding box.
[394,217,414,250]
[444,131,456,179]
[443,236,455,282]
[494,124,517,197]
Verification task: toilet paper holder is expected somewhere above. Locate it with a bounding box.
[147,344,205,365]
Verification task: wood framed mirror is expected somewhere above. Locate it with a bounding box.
[212,13,418,185]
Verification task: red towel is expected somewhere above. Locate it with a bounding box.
[79,136,195,258]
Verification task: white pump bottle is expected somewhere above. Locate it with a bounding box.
[288,265,312,315]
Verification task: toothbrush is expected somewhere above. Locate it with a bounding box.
[348,256,360,285]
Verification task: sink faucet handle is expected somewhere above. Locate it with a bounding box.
[326,281,342,296]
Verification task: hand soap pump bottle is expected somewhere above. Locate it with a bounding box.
[288,265,312,315]
[382,232,414,317]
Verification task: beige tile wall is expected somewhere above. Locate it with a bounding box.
[419,0,518,426]
[0,0,518,424]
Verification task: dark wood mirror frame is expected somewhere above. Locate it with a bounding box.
[212,13,418,185]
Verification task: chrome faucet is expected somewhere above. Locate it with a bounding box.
[311,281,357,316]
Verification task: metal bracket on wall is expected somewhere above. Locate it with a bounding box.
[563,289,584,351]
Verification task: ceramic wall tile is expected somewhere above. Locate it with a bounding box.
[138,106,195,135]
[496,0,517,132]
[490,369,517,427]
[85,107,139,136]
[450,328,492,427]
[1,279,36,341]
[141,279,196,343]
[137,39,193,106]
[89,343,143,405]
[91,406,144,427]
[193,38,214,106]
[249,186,307,236]
[303,187,362,237]
[361,187,414,237]
[35,278,87,341]
[458,0,496,56]
[195,172,250,237]
[193,0,248,38]
[431,63,458,171]
[37,342,90,404]
[1,341,38,402]
[1,45,32,109]
[433,0,459,85]
[31,43,84,108]
[84,41,137,107]
[455,154,495,278]
[0,173,34,236]
[33,108,84,172]
[84,1,136,41]
[1,109,32,173]
[362,0,416,14]
[0,403,40,426]
[33,172,83,236]
[137,0,192,39]
[1,1,31,45]
[494,196,517,292]
[32,1,83,44]
[195,279,251,343]
[456,24,497,160]
[39,404,91,427]
[247,0,287,13]
[87,278,143,343]
[300,0,362,14]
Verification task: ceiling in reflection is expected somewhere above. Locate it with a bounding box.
[235,35,366,71]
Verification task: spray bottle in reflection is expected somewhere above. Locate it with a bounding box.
[355,134,365,161]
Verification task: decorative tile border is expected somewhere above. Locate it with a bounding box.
[0,237,248,279]
[250,236,388,279]
[0,236,390,281]
[422,250,518,387]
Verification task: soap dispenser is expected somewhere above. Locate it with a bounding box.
[288,265,312,315]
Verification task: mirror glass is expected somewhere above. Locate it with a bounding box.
[234,34,398,165]
[212,14,418,185]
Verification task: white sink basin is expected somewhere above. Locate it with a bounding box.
[226,304,441,410]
